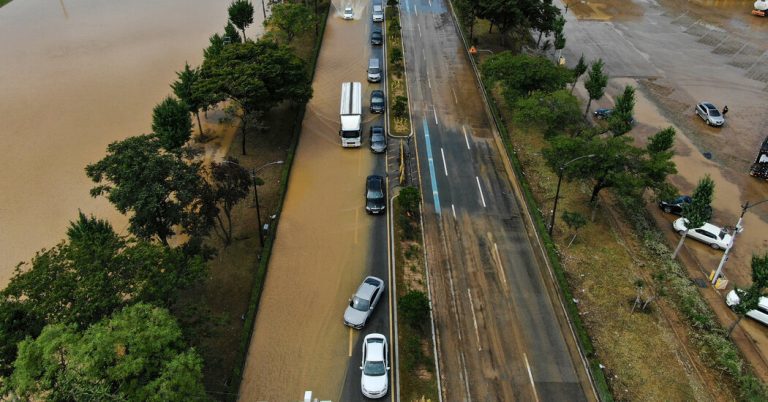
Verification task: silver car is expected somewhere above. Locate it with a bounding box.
[344,276,385,329]
[695,101,724,127]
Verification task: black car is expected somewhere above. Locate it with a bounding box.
[370,90,385,114]
[658,195,713,219]
[371,29,383,45]
[370,126,387,153]
[365,175,386,214]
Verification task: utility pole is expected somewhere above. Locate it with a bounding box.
[712,198,768,285]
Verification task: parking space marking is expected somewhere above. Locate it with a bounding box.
[441,147,448,176]
[476,176,486,207]
[468,289,482,351]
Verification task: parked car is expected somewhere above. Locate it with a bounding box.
[726,289,768,328]
[365,175,386,214]
[370,126,387,153]
[672,218,733,250]
[370,90,385,114]
[360,333,390,398]
[371,29,383,45]
[593,108,635,125]
[372,4,384,22]
[344,276,385,329]
[343,6,354,20]
[695,101,725,127]
[658,195,713,219]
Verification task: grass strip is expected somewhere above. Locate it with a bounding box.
[386,6,411,137]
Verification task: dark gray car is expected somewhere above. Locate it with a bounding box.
[370,90,385,114]
[365,175,386,214]
[344,276,385,329]
[371,29,383,45]
[370,126,387,153]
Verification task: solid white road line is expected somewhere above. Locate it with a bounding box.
[463,125,471,150]
[524,353,540,402]
[467,289,482,351]
[476,176,486,207]
[441,147,448,176]
[414,4,417,16]
[418,23,422,38]
[433,107,438,125]
[452,204,456,219]
[427,75,431,89]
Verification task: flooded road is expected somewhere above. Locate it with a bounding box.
[0,0,238,286]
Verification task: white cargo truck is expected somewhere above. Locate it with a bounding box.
[340,82,362,147]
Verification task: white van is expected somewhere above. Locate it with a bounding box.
[372,5,384,22]
[726,289,768,327]
[367,58,381,83]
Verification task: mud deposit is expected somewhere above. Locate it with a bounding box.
[0,0,235,286]
[238,3,377,399]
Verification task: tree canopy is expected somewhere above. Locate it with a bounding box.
[512,89,581,137]
[152,96,193,151]
[584,59,608,116]
[481,52,571,104]
[85,134,210,245]
[265,3,316,43]
[171,62,205,136]
[6,303,206,401]
[228,0,255,40]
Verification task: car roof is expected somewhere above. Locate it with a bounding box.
[356,281,379,299]
[372,89,383,95]
[698,222,724,233]
[364,334,386,360]
[367,175,384,188]
[701,102,716,109]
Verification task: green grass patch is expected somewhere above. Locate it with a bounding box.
[393,197,439,401]
[386,6,411,137]
[0,0,12,8]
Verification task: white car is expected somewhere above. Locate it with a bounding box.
[343,6,354,20]
[726,289,768,327]
[372,4,384,22]
[672,218,733,250]
[360,333,389,398]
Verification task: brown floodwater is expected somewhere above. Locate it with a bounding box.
[0,0,248,286]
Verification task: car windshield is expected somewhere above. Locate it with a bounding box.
[718,230,728,240]
[364,360,386,376]
[342,131,359,139]
[709,109,722,117]
[372,96,383,103]
[367,188,383,199]
[351,296,370,311]
[372,134,384,142]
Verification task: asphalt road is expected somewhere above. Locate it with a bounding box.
[399,0,595,400]
[238,2,392,400]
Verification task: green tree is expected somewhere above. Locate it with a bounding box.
[228,0,255,40]
[607,85,636,136]
[455,0,481,41]
[86,135,209,245]
[729,253,768,336]
[393,95,408,119]
[265,3,316,43]
[398,186,421,218]
[152,96,193,151]
[399,290,430,331]
[562,210,587,247]
[207,158,252,245]
[171,62,206,136]
[643,127,678,199]
[553,15,566,60]
[204,33,226,60]
[672,175,715,259]
[0,300,45,377]
[570,54,587,94]
[481,52,571,103]
[224,21,242,44]
[583,59,608,117]
[2,213,206,329]
[197,40,312,154]
[512,90,581,137]
[7,303,206,401]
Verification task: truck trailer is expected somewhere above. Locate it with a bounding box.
[340,82,362,147]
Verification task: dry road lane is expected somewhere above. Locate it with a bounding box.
[399,0,595,400]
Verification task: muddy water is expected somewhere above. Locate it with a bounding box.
[0,0,248,286]
[237,4,375,400]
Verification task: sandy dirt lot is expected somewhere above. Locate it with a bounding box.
[0,0,260,287]
[562,0,768,378]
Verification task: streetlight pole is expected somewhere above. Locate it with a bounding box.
[548,154,595,237]
[251,160,284,247]
[712,198,768,285]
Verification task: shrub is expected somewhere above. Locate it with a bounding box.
[398,187,420,217]
[393,96,408,119]
[399,290,430,331]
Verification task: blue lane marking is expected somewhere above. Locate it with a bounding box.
[422,118,441,214]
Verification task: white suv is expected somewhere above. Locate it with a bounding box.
[372,5,384,22]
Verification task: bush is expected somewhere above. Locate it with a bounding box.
[390,46,402,65]
[401,333,421,372]
[399,290,430,331]
[398,186,420,217]
[393,96,408,119]
[399,214,418,241]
